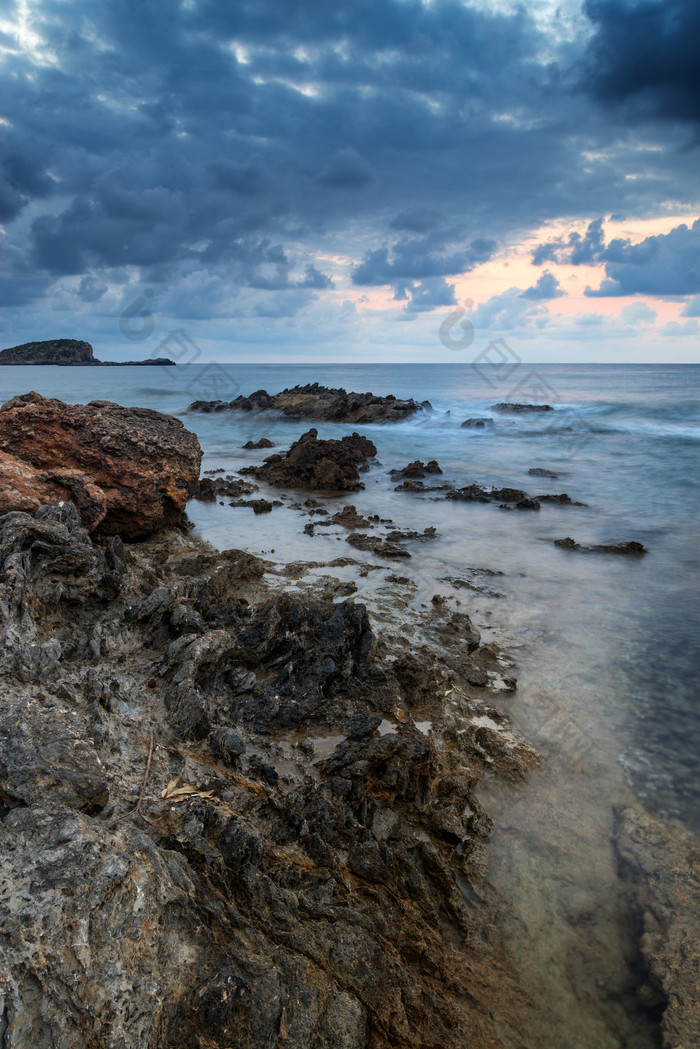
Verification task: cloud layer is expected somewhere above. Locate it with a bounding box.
[0,0,698,356]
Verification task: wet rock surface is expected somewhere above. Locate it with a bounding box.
[0,393,201,537]
[0,500,539,1049]
[491,402,555,413]
[189,383,430,423]
[444,482,583,511]
[192,475,258,500]
[242,428,378,492]
[389,459,442,480]
[528,467,559,478]
[242,437,275,449]
[554,537,647,555]
[614,807,700,1048]
[461,417,494,429]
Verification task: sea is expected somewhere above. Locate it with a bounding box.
[3,361,699,1046]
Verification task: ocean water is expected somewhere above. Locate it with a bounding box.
[3,361,699,1045]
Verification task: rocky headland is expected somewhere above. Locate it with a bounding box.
[188,382,430,424]
[0,338,175,367]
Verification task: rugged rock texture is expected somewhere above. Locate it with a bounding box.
[461,418,494,429]
[0,338,175,366]
[191,476,258,501]
[242,437,275,449]
[0,393,201,537]
[389,460,442,480]
[242,428,377,492]
[445,483,583,512]
[0,338,95,364]
[0,501,537,1049]
[554,537,647,555]
[490,403,554,413]
[189,383,430,423]
[614,808,700,1049]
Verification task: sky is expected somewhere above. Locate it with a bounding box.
[0,0,699,363]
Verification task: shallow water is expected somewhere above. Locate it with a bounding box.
[3,361,698,1045]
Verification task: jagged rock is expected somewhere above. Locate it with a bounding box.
[189,383,430,423]
[242,437,275,449]
[461,418,494,429]
[491,402,554,413]
[554,537,647,555]
[191,476,258,500]
[346,533,411,559]
[331,504,372,529]
[537,493,586,506]
[0,393,201,537]
[389,459,442,480]
[243,428,377,492]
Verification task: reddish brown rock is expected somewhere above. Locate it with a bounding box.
[0,392,201,537]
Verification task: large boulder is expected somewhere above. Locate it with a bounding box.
[0,393,201,537]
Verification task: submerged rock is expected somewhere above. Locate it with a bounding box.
[528,467,559,478]
[0,392,201,537]
[242,428,377,492]
[554,537,647,555]
[614,807,700,1048]
[461,417,494,429]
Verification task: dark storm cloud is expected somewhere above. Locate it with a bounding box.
[317,148,373,189]
[351,231,496,287]
[0,0,698,320]
[583,0,700,125]
[532,218,606,266]
[532,216,700,297]
[297,264,334,289]
[585,219,700,296]
[401,277,457,313]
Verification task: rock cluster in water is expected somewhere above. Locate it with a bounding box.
[490,402,555,413]
[0,392,201,537]
[241,427,378,491]
[189,382,431,423]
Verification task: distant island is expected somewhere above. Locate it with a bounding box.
[0,338,175,366]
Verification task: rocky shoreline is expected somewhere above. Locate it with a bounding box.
[0,393,695,1048]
